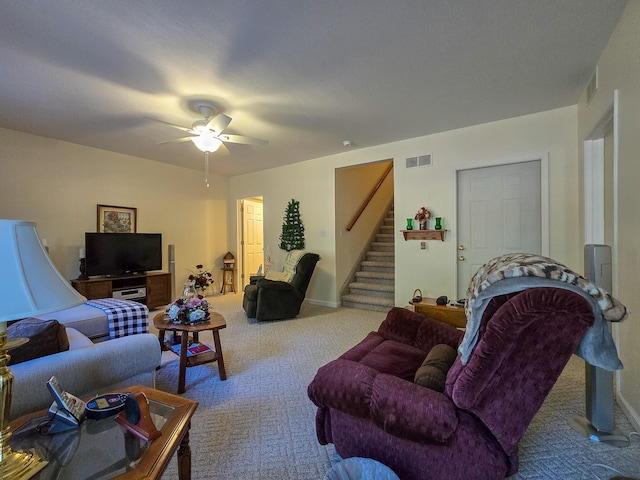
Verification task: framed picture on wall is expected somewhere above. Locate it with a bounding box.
[97,204,137,233]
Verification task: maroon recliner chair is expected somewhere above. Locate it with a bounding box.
[308,288,595,479]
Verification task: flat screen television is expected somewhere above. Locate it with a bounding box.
[85,233,162,277]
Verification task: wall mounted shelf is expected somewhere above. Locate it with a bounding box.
[401,229,447,241]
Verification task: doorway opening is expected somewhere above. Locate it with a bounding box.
[583,93,617,258]
[238,196,264,290]
[583,91,619,382]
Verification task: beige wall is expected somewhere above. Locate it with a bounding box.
[393,106,579,301]
[230,158,337,305]
[0,127,230,290]
[230,105,580,307]
[2,106,582,314]
[577,2,640,430]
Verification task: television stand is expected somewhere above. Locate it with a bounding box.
[72,272,171,309]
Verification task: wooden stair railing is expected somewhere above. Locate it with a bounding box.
[346,163,393,232]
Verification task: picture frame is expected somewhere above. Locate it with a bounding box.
[97,204,137,233]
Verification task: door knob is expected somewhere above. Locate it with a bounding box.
[458,245,465,251]
[458,255,465,261]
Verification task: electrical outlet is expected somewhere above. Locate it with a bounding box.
[421,242,426,250]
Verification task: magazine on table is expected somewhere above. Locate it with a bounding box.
[171,343,213,357]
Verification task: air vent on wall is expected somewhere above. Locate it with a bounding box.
[406,154,432,169]
[586,67,598,105]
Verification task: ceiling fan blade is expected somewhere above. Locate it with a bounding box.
[146,117,194,133]
[157,136,194,145]
[216,143,230,156]
[220,134,268,146]
[206,114,232,135]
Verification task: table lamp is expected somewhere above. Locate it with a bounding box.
[0,219,86,479]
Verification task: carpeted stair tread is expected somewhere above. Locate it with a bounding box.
[375,233,394,241]
[341,293,394,307]
[355,271,395,281]
[370,241,394,249]
[367,251,394,259]
[349,282,395,293]
[361,260,394,268]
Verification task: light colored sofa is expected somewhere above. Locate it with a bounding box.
[36,302,131,341]
[10,304,161,421]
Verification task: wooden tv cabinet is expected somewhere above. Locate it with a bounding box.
[72,272,172,309]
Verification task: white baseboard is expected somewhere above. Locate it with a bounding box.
[305,298,339,308]
[617,391,640,432]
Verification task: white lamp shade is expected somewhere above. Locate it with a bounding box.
[190,134,222,153]
[0,219,86,321]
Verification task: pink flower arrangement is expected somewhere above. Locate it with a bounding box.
[414,206,431,225]
[166,295,210,324]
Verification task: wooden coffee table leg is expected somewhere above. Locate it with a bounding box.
[177,425,192,480]
[157,329,167,350]
[178,331,188,394]
[212,330,226,380]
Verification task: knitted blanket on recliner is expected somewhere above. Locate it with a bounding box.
[458,253,627,371]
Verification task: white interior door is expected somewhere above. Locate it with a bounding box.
[242,198,264,287]
[456,160,542,297]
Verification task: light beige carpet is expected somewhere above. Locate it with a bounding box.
[153,293,640,479]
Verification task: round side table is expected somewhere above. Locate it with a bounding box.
[153,312,227,394]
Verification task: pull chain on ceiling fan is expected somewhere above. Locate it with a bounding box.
[205,151,210,188]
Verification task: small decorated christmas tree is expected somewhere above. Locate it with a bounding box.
[279,199,305,251]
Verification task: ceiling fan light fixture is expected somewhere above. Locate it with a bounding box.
[191,134,222,153]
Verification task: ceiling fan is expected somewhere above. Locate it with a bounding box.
[150,102,268,187]
[151,102,268,155]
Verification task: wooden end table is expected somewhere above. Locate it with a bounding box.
[153,312,227,394]
[9,385,197,480]
[412,298,467,328]
[220,267,237,294]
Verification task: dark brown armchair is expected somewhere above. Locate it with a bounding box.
[242,252,320,321]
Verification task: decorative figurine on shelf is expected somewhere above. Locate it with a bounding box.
[414,206,431,230]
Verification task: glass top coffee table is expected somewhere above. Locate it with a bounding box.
[9,385,198,480]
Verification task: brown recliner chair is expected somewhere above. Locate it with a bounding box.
[242,252,320,321]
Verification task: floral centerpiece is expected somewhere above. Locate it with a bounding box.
[188,264,213,294]
[414,206,432,229]
[166,295,210,325]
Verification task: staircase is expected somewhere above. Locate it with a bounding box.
[341,207,395,312]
